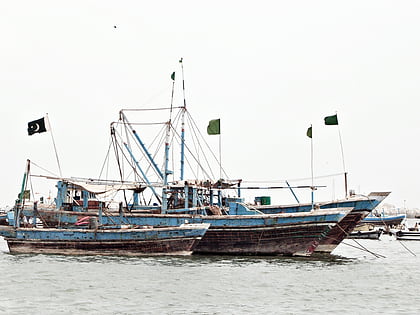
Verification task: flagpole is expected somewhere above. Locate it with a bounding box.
[219,134,222,180]
[325,112,347,198]
[310,124,314,210]
[179,58,186,181]
[46,114,63,178]
[337,119,347,198]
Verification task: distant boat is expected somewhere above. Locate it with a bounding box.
[361,214,406,226]
[348,229,382,240]
[394,230,420,241]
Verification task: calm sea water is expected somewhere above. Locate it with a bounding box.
[1,222,420,314]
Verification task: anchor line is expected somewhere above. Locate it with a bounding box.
[397,240,416,257]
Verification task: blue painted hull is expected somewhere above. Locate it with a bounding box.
[19,207,350,256]
[362,214,406,226]
[4,224,209,256]
[254,192,389,215]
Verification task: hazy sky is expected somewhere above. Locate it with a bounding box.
[1,1,419,209]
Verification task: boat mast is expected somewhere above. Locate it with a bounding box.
[179,58,186,181]
[15,159,30,228]
[119,110,164,180]
[162,72,176,213]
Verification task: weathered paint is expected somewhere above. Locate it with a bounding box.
[254,192,390,214]
[254,192,390,254]
[362,214,406,226]
[6,238,201,256]
[20,207,351,256]
[5,223,209,256]
[193,222,334,256]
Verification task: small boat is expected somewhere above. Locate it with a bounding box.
[361,213,406,226]
[394,230,420,241]
[348,229,382,240]
[4,223,210,256]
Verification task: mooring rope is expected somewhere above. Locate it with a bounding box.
[397,240,416,257]
[340,240,386,258]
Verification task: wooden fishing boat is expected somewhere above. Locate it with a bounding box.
[348,229,382,240]
[362,214,406,226]
[4,223,210,256]
[13,196,352,256]
[9,65,359,256]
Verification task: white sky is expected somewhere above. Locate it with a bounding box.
[1,1,419,209]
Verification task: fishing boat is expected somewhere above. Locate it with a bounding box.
[3,174,210,256]
[4,222,210,256]
[348,229,382,240]
[394,230,420,241]
[361,213,406,226]
[10,178,352,256]
[8,65,360,256]
[6,166,352,256]
[392,222,420,241]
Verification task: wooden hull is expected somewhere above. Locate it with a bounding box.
[315,209,370,253]
[193,222,332,256]
[6,238,200,256]
[19,208,350,256]
[254,192,390,253]
[362,215,406,226]
[5,224,208,256]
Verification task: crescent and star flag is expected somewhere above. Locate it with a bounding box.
[324,114,338,125]
[27,117,47,136]
[207,119,220,135]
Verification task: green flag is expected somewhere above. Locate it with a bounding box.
[207,119,220,135]
[324,114,338,125]
[18,190,30,200]
[306,126,312,138]
[171,72,175,81]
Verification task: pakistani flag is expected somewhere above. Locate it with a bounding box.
[27,117,47,135]
[324,114,338,125]
[171,72,175,81]
[207,119,220,135]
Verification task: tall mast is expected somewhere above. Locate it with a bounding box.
[179,58,186,181]
[15,159,31,228]
[162,72,176,212]
[119,110,164,180]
